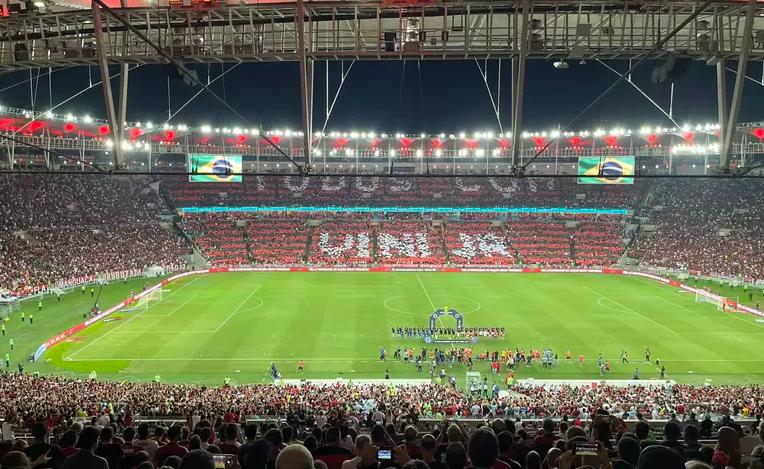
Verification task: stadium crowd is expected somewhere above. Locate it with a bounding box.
[162,176,643,209]
[634,180,764,281]
[7,175,764,292]
[176,213,626,269]
[0,175,189,295]
[1,373,763,469]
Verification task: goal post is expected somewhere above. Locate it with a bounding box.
[124,288,164,312]
[694,291,719,307]
[718,297,741,313]
[138,288,164,310]
[694,291,741,313]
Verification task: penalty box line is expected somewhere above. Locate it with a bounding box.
[584,286,678,335]
[64,285,263,361]
[64,277,203,361]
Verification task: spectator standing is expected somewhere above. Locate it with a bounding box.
[60,427,108,469]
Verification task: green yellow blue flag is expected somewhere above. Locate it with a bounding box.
[188,154,243,183]
[577,156,635,184]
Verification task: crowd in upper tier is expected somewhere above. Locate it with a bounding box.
[2,175,764,296]
[0,372,763,469]
[162,176,642,209]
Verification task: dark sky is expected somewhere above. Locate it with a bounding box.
[1,59,763,133]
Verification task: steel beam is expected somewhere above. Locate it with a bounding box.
[510,0,529,168]
[721,0,756,171]
[716,60,727,153]
[115,0,129,158]
[91,0,123,168]
[297,0,313,172]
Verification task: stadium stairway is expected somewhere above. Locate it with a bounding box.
[502,222,524,265]
[435,223,450,264]
[303,224,315,262]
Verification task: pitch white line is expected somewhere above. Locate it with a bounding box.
[108,330,217,334]
[415,275,436,310]
[65,277,202,360]
[141,294,198,318]
[584,286,678,335]
[213,285,261,332]
[637,279,764,330]
[61,357,764,363]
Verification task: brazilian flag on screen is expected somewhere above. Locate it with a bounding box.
[188,154,243,183]
[577,156,635,185]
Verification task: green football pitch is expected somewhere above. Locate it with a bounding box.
[7,272,764,386]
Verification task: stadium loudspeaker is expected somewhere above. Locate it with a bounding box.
[14,43,29,61]
[384,32,397,52]
[651,57,691,84]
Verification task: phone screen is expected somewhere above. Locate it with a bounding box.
[213,454,235,468]
[574,443,599,456]
[377,449,392,460]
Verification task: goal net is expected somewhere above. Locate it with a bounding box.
[0,301,20,319]
[695,292,741,313]
[718,297,742,313]
[125,288,164,312]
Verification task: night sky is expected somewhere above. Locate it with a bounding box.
[1,59,763,133]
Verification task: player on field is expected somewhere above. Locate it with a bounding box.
[578,354,584,368]
[379,347,386,362]
[644,348,651,363]
[270,363,279,381]
[1,323,5,336]
[565,350,571,363]
[297,360,304,372]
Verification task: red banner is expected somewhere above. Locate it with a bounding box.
[522,268,542,273]
[602,269,624,274]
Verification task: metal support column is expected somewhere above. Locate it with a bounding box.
[115,0,129,162]
[296,0,313,173]
[510,0,529,169]
[721,0,756,171]
[716,60,727,153]
[92,0,123,168]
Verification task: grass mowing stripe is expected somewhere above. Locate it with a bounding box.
[141,294,199,318]
[34,272,764,385]
[634,277,764,329]
[584,286,678,335]
[64,277,202,360]
[61,357,764,363]
[213,285,261,332]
